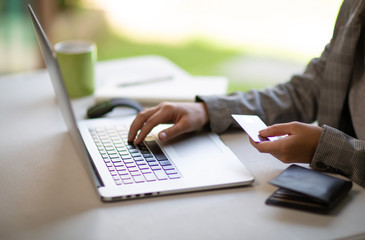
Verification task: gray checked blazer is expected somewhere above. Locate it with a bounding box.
[198,0,365,187]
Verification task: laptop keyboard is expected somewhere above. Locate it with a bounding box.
[89,126,181,185]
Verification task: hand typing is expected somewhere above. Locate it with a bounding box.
[128,102,209,145]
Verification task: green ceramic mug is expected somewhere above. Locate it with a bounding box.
[55,40,96,98]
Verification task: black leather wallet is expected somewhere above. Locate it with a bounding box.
[266,164,352,214]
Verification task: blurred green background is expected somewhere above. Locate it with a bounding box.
[0,0,342,93]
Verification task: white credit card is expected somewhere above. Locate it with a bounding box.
[232,114,279,142]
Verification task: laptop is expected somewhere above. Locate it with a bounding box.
[28,4,254,201]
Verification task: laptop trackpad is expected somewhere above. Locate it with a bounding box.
[163,132,223,159]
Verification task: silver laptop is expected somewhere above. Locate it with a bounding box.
[28,4,254,201]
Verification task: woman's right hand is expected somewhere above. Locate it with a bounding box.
[128,102,210,145]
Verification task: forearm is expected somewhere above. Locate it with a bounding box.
[197,76,320,133]
[311,125,365,187]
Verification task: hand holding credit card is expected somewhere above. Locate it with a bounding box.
[232,114,281,142]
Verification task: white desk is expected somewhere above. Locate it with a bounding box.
[1,57,364,240]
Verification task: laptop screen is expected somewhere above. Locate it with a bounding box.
[28,5,79,137]
[28,4,102,187]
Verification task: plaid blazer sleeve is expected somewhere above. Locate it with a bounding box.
[311,125,365,187]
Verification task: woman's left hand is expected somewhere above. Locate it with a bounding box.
[250,122,323,163]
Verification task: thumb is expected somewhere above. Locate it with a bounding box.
[158,122,186,141]
[259,123,292,137]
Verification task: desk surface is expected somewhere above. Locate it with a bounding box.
[1,57,365,240]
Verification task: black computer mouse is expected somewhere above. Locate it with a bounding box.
[87,98,143,118]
